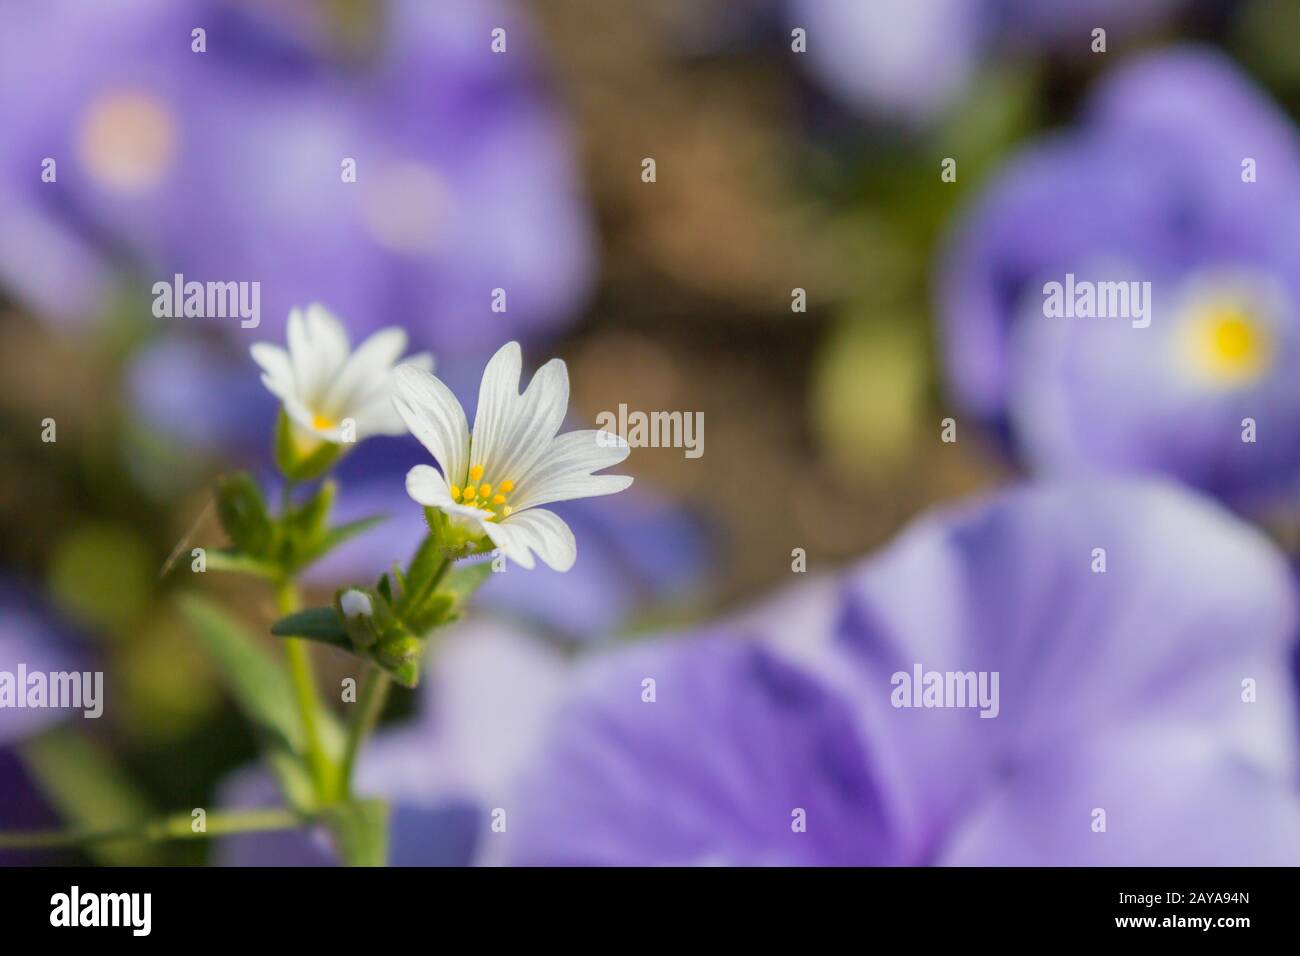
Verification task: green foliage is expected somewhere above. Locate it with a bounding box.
[214,473,274,556]
[320,798,389,867]
[178,594,344,811]
[18,728,162,866]
[210,471,384,580]
[269,548,493,688]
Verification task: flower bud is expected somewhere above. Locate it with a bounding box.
[336,588,379,647]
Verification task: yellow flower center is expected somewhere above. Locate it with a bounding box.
[449,465,515,521]
[311,413,337,431]
[1180,303,1274,387]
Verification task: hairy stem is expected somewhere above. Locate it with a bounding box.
[277,578,335,800]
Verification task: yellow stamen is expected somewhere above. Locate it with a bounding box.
[454,468,518,521]
[1180,303,1273,386]
[311,413,336,431]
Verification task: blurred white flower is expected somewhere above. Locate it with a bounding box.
[393,342,632,571]
[251,304,432,445]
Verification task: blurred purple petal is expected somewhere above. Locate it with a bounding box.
[787,0,985,123]
[0,580,90,745]
[0,0,593,355]
[126,335,279,458]
[503,481,1300,864]
[506,632,896,865]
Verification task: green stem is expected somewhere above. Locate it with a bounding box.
[0,808,305,851]
[277,578,335,799]
[400,550,453,617]
[338,666,392,801]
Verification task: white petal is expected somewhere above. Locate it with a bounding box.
[392,364,469,484]
[469,341,523,474]
[287,304,347,406]
[404,351,435,373]
[322,326,407,415]
[484,508,577,572]
[286,308,314,396]
[249,343,295,401]
[511,430,633,511]
[345,351,436,438]
[351,392,409,437]
[306,303,351,369]
[405,464,456,507]
[489,357,570,485]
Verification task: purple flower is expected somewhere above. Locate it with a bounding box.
[500,481,1300,865]
[785,0,1187,123]
[786,0,987,124]
[940,49,1300,509]
[0,0,593,355]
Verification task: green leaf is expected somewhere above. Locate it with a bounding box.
[271,606,351,649]
[389,561,407,596]
[405,593,455,635]
[441,560,493,611]
[214,473,274,556]
[399,533,445,612]
[203,548,281,580]
[18,728,162,865]
[406,560,492,634]
[177,594,324,810]
[321,798,389,866]
[284,480,336,543]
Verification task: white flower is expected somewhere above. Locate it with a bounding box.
[392,342,633,571]
[251,304,432,445]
